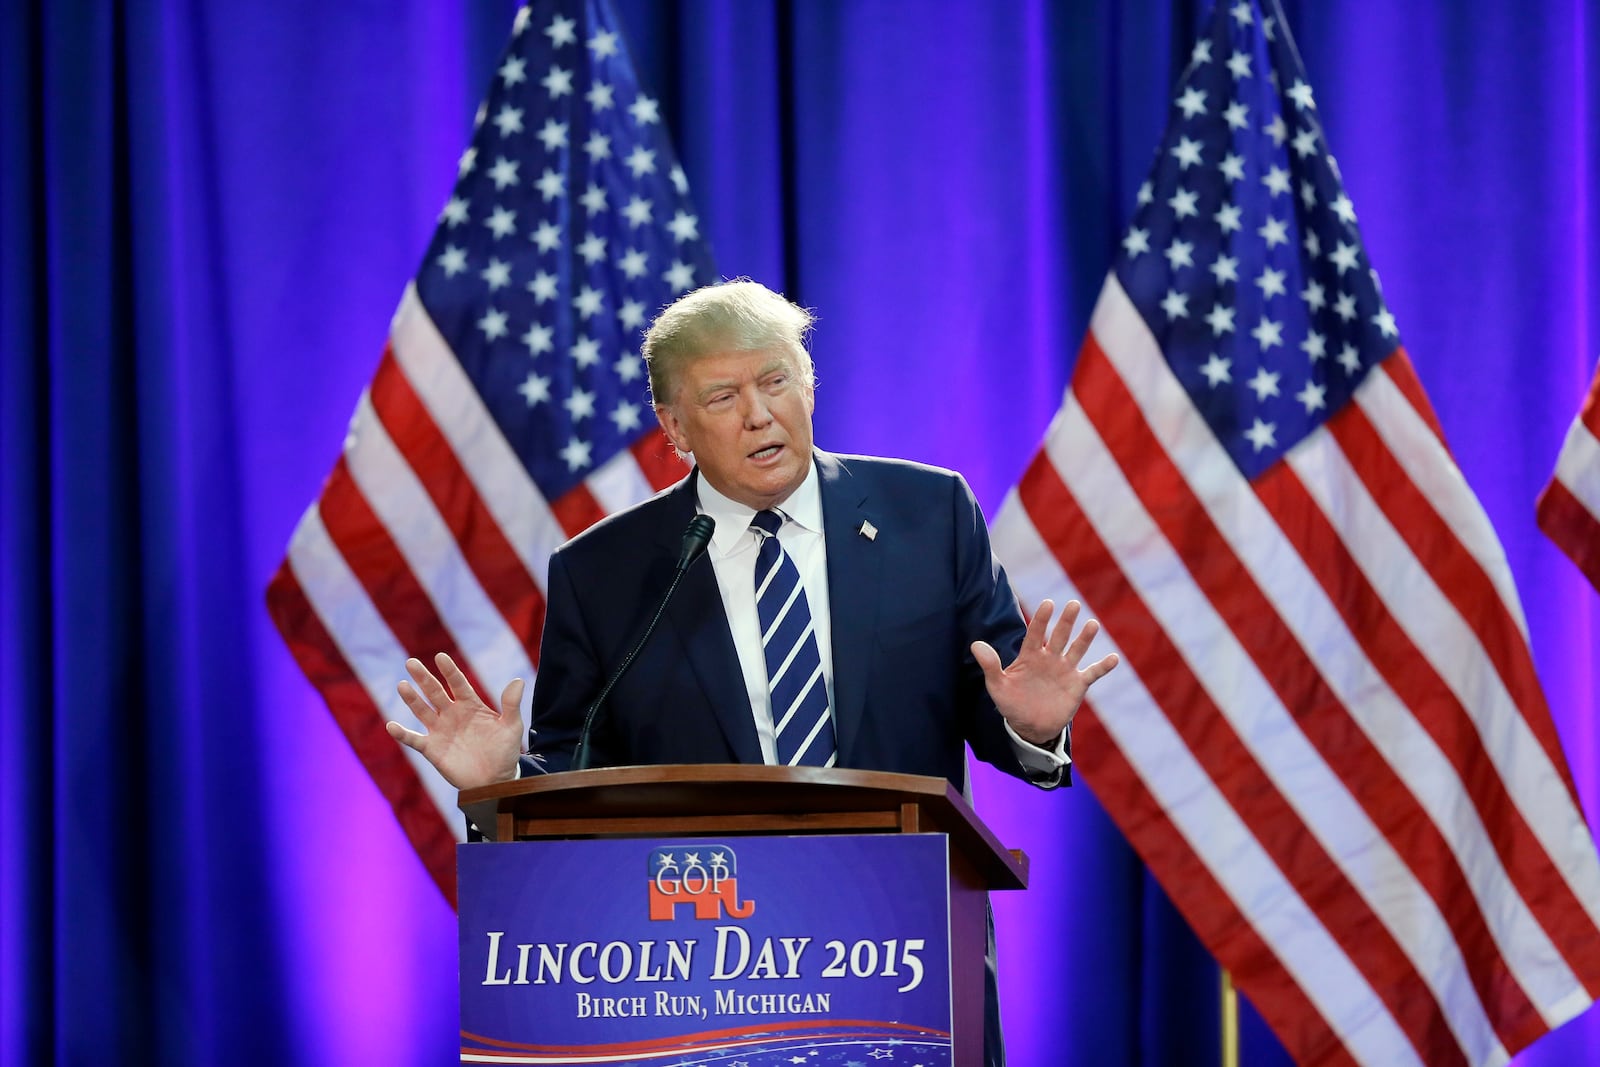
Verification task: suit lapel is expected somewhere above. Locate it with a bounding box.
[816,453,881,764]
[659,471,765,765]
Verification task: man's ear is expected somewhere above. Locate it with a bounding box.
[655,403,690,455]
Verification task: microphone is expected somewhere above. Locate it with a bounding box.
[570,514,715,771]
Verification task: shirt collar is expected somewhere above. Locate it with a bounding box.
[696,456,822,557]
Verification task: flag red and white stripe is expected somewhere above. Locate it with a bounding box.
[266,0,711,904]
[1537,359,1600,592]
[994,278,1600,1067]
[992,2,1600,1063]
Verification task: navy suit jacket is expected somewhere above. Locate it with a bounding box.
[526,451,1066,791]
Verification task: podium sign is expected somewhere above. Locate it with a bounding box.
[458,833,955,1064]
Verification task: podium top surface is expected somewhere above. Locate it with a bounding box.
[459,764,1028,890]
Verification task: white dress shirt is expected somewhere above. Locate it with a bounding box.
[694,466,1069,774]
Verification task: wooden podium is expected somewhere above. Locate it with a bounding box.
[458,765,1029,1066]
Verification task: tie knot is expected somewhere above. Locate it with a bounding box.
[750,509,784,537]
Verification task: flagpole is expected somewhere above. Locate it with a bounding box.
[1221,966,1240,1067]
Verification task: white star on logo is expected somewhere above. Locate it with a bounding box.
[1301,331,1327,361]
[1287,80,1316,110]
[1219,153,1246,182]
[1301,280,1327,311]
[1160,290,1190,320]
[1214,203,1242,234]
[1261,165,1291,197]
[586,81,615,111]
[1337,344,1363,374]
[1333,292,1358,322]
[588,30,620,58]
[1291,128,1318,159]
[1122,228,1150,257]
[1191,40,1212,65]
[670,165,689,194]
[1265,115,1287,146]
[457,146,477,177]
[580,183,608,214]
[1226,51,1252,80]
[1164,239,1194,270]
[1176,86,1207,118]
[1223,102,1249,131]
[1209,254,1240,285]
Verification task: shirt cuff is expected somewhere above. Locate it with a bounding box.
[1004,720,1072,775]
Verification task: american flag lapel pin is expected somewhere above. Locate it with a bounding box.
[857,520,878,542]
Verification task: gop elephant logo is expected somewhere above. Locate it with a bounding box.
[647,846,755,921]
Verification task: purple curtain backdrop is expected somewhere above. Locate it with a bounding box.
[2,1,1596,1064]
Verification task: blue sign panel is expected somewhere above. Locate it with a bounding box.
[458,834,953,1064]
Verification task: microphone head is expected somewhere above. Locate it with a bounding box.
[679,514,716,569]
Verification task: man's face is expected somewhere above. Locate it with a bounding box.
[655,347,816,511]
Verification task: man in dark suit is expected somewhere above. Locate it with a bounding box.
[388,279,1118,1063]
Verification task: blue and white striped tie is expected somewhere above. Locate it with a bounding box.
[750,509,836,767]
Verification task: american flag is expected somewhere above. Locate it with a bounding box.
[1536,359,1600,592]
[990,1,1600,1064]
[266,0,713,903]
